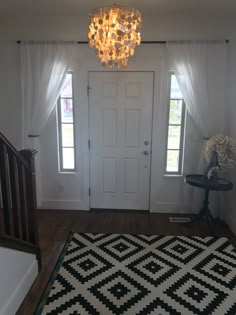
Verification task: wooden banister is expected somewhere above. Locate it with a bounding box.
[0,234,40,256]
[0,131,41,268]
[0,132,29,169]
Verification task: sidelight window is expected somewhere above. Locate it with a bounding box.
[165,73,186,174]
[57,73,76,172]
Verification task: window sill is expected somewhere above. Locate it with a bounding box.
[163,174,184,179]
[59,171,77,175]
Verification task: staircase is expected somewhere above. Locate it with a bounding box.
[0,131,40,314]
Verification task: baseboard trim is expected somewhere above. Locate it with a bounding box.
[1,259,38,315]
[39,199,89,210]
[150,201,196,213]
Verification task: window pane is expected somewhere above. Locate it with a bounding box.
[61,73,72,98]
[62,148,75,169]
[62,124,74,147]
[169,100,183,124]
[167,126,181,149]
[170,75,182,99]
[61,99,73,123]
[166,150,179,172]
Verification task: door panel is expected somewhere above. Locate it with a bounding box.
[125,109,140,147]
[124,159,138,193]
[103,109,118,146]
[103,158,117,193]
[89,72,154,210]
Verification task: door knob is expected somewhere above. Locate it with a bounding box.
[144,140,149,145]
[143,150,149,155]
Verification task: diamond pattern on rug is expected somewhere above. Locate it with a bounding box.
[193,253,236,289]
[225,302,236,315]
[137,297,181,315]
[43,294,100,315]
[66,235,86,255]
[165,273,228,315]
[98,235,144,262]
[156,236,204,263]
[127,252,179,286]
[188,236,219,246]
[36,233,236,315]
[133,234,164,245]
[89,270,149,315]
[46,274,74,305]
[63,249,113,284]
[216,238,236,260]
[79,233,112,243]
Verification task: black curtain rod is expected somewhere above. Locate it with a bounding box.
[16,40,167,44]
[75,40,168,44]
[17,40,230,44]
[74,41,167,44]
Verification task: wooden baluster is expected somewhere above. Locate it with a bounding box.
[0,174,5,235]
[0,143,14,236]
[20,149,41,267]
[18,162,29,241]
[20,150,38,243]
[8,154,23,239]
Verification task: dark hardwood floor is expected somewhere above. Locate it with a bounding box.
[16,209,236,315]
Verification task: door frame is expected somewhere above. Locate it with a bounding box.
[74,45,164,211]
[88,70,155,210]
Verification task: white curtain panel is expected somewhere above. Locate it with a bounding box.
[167,42,227,216]
[20,41,76,206]
[21,41,76,147]
[168,42,227,139]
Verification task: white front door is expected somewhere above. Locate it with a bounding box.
[89,71,154,210]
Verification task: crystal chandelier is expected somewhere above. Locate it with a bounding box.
[88,4,142,68]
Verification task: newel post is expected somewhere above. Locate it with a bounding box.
[19,149,41,267]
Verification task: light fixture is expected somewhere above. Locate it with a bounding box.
[88,4,142,68]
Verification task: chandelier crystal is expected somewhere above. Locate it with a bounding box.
[88,4,142,68]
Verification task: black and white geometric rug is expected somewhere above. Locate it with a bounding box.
[35,233,236,315]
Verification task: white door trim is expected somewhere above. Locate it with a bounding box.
[88,71,155,210]
[72,45,164,212]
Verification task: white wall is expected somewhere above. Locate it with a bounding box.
[0,14,236,41]
[225,41,236,234]
[0,42,21,149]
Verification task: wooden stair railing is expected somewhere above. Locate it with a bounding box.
[0,131,41,268]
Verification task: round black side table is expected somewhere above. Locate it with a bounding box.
[184,174,233,221]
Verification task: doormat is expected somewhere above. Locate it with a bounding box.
[35,232,236,315]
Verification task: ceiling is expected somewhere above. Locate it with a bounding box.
[0,0,236,17]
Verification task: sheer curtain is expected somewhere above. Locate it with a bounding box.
[168,42,226,140]
[20,41,76,205]
[167,42,227,215]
